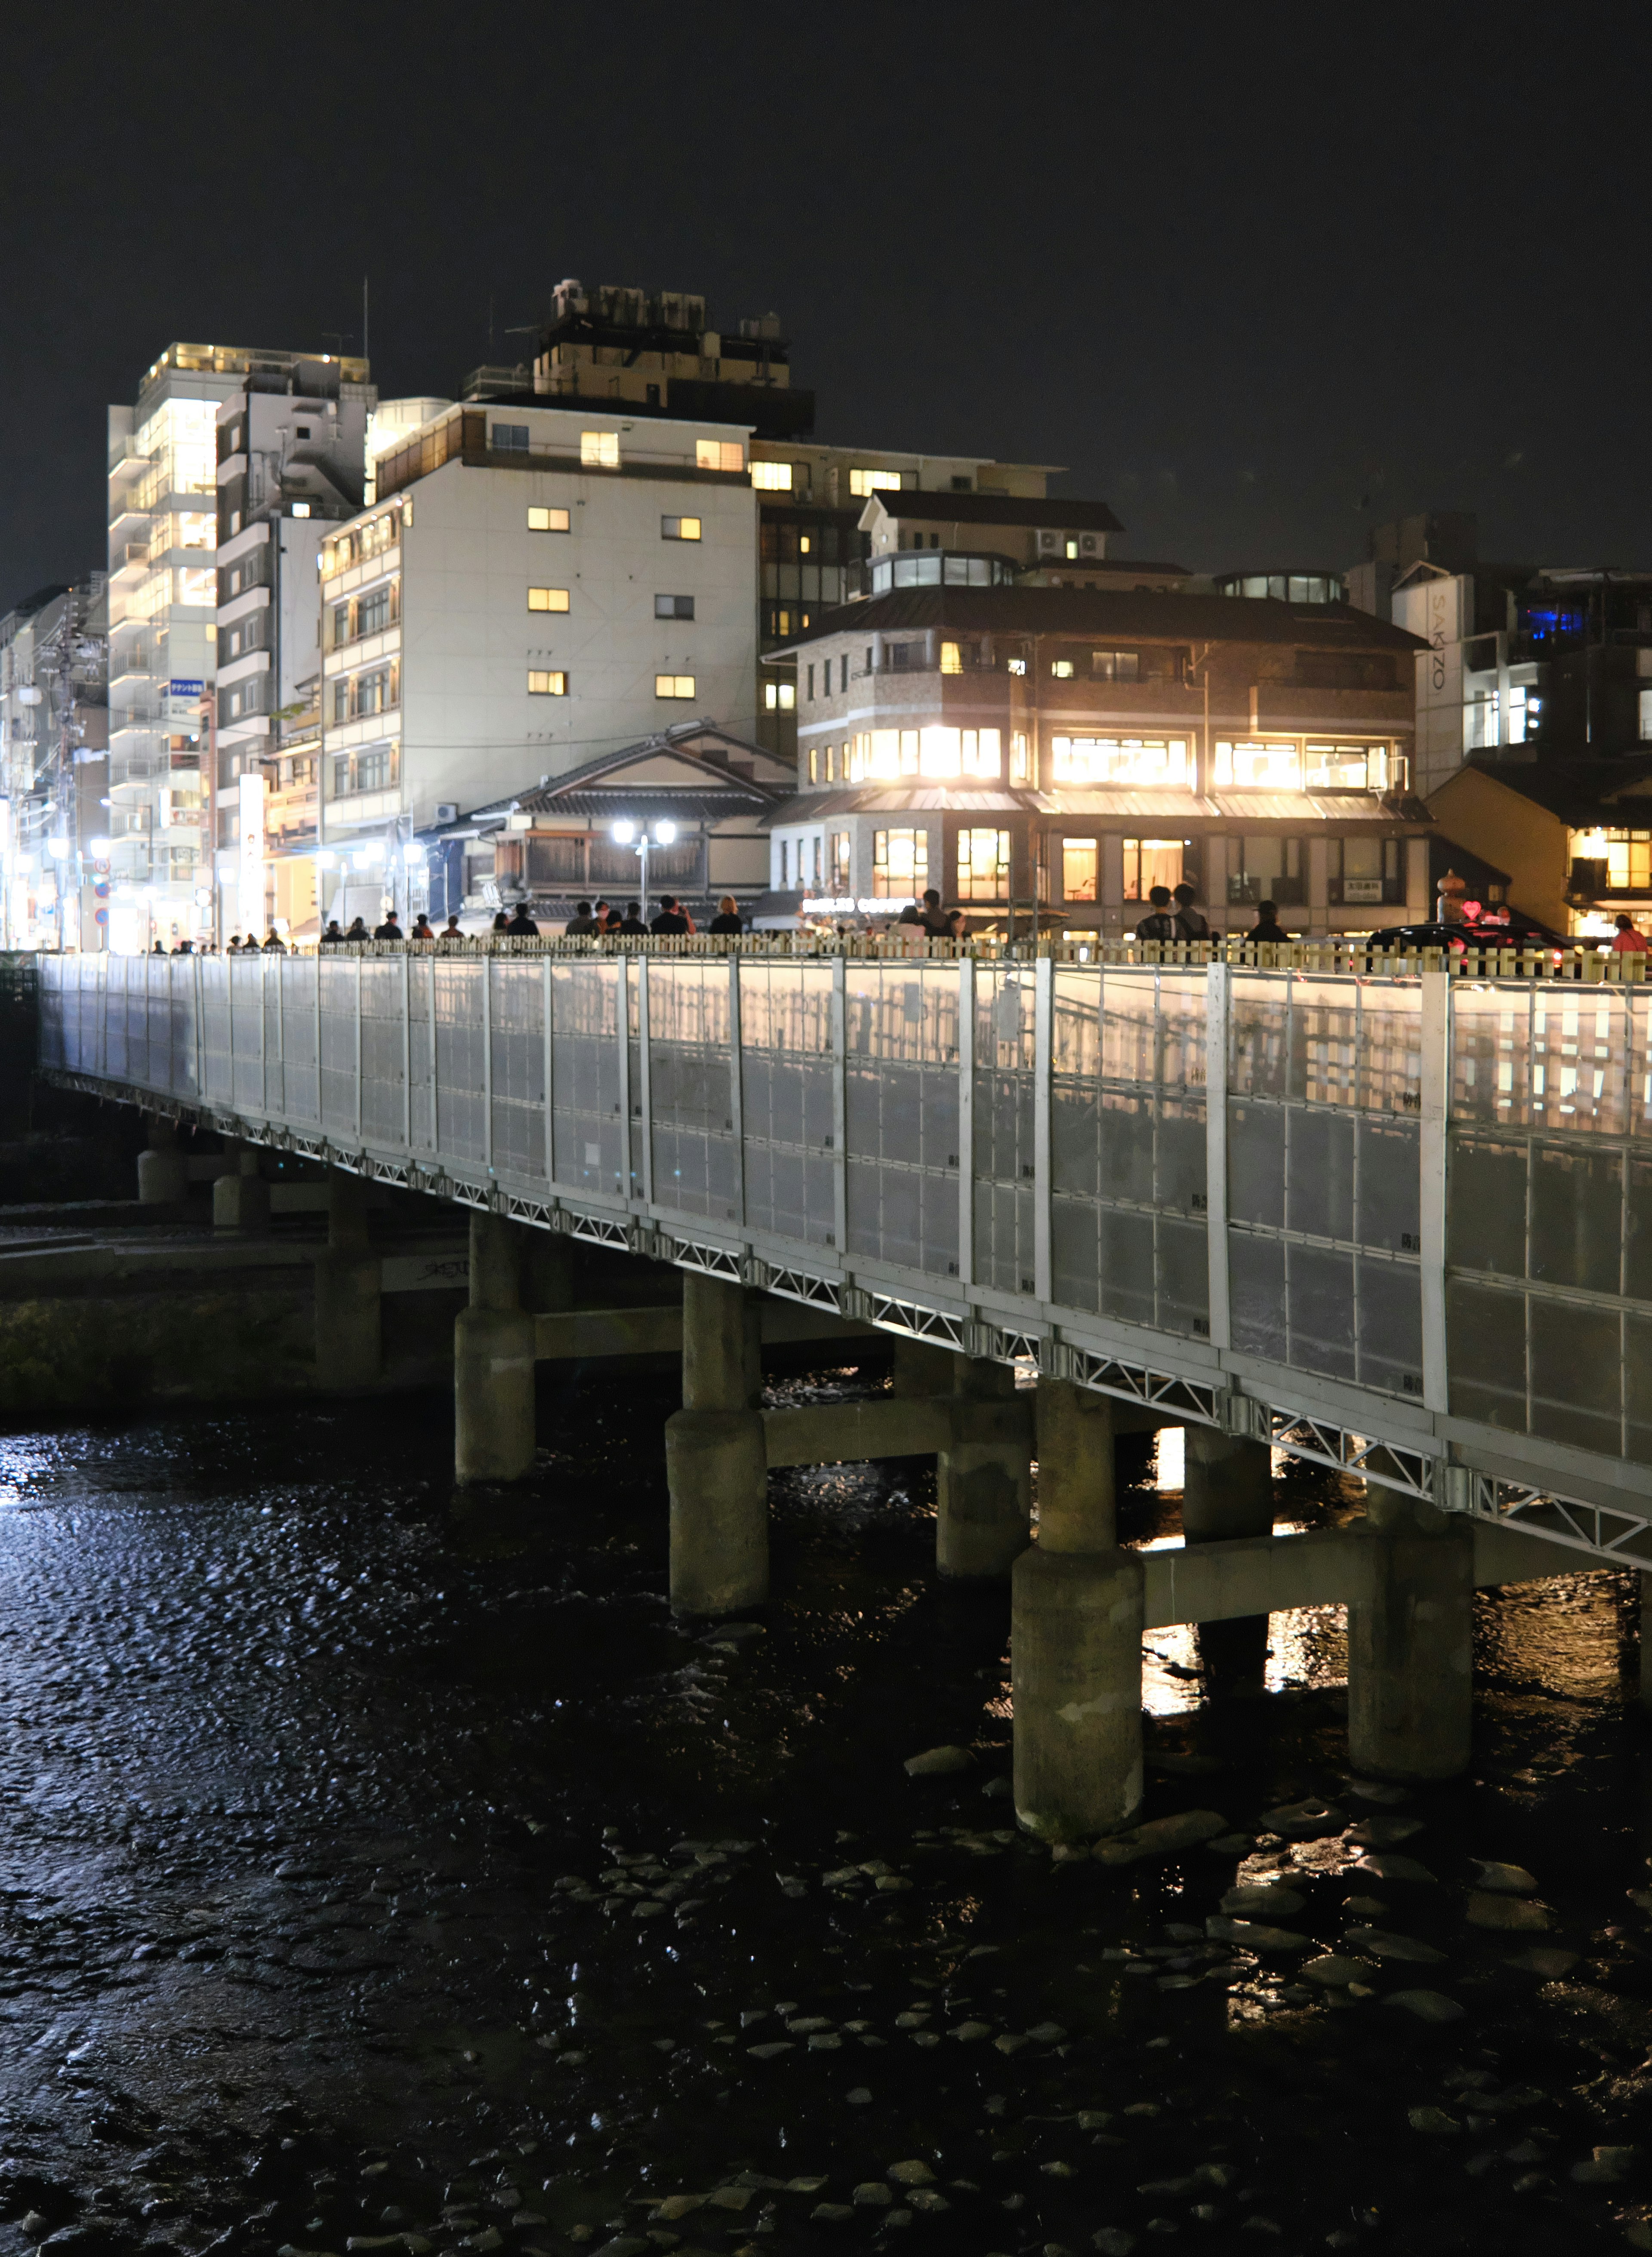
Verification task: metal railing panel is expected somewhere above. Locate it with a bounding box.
[549,958,623,1201]
[737,959,837,1253]
[645,958,740,1226]
[844,962,961,1279]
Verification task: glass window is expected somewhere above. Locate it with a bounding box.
[887,640,926,671]
[940,641,963,675]
[1062,838,1098,901]
[750,460,792,490]
[1327,835,1404,905]
[1050,736,1189,786]
[850,468,903,497]
[695,439,744,472]
[764,682,795,711]
[662,516,702,541]
[872,828,928,896]
[1010,731,1031,784]
[528,671,568,695]
[1304,742,1384,790]
[492,423,530,451]
[528,506,570,533]
[655,594,695,619]
[1123,839,1186,901]
[527,586,570,612]
[581,430,620,467]
[831,831,851,888]
[1050,657,1076,679]
[1091,649,1140,680]
[1227,837,1304,905]
[957,828,1010,900]
[1006,655,1027,677]
[1212,739,1303,789]
[656,674,696,699]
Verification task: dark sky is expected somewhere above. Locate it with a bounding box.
[5,1,1646,604]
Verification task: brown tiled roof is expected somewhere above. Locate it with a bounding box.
[865,491,1125,533]
[771,586,1426,654]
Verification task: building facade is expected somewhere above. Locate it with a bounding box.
[105,343,368,952]
[214,359,376,940]
[0,578,108,951]
[312,401,760,920]
[767,586,1429,934]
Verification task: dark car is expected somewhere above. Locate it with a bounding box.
[1365,916,1567,951]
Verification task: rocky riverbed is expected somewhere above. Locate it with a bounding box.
[0,1358,1647,2256]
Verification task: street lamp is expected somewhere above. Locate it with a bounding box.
[611,819,677,921]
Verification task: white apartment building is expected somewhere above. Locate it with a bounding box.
[213,362,375,939]
[314,401,757,909]
[0,579,108,951]
[105,344,368,953]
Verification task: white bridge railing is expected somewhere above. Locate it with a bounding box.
[36,945,1652,1570]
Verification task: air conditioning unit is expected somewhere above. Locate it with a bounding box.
[434,802,458,825]
[1036,530,1060,554]
[1080,533,1098,555]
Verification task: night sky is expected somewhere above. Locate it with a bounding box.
[5,2,1646,604]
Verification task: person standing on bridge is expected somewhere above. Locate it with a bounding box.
[650,897,690,936]
[1134,886,1180,942]
[1612,914,1648,953]
[708,895,744,935]
[619,901,647,934]
[504,903,540,936]
[564,899,599,936]
[1173,881,1211,942]
[373,911,403,942]
[261,930,286,953]
[319,921,345,947]
[1248,900,1291,944]
[410,914,435,941]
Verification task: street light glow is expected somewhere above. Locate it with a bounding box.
[611,821,635,845]
[88,836,112,858]
[46,837,71,859]
[653,820,677,845]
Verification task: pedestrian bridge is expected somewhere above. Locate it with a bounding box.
[36,940,1652,1572]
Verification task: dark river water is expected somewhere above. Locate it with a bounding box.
[0,1352,1650,2257]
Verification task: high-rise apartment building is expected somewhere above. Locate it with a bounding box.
[105,343,368,953]
[0,577,108,951]
[214,358,375,939]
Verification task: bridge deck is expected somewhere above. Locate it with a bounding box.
[35,942,1652,1569]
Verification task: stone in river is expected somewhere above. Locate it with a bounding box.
[886,2161,936,2186]
[1406,2107,1461,2137]
[1205,1915,1308,1951]
[1220,1884,1306,1918]
[1472,1861,1538,1895]
[852,2186,891,2207]
[1091,1811,1227,1868]
[1466,1892,1548,1932]
[1345,1778,1410,1804]
[1355,1853,1436,1883]
[1259,1797,1346,1838]
[1301,1955,1377,1987]
[1384,1989,1465,2024]
[1504,1947,1578,1978]
[747,2041,792,2059]
[1347,1816,1424,1848]
[904,1746,974,1777]
[1345,1926,1446,1964]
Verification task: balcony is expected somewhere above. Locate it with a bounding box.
[111,543,151,585]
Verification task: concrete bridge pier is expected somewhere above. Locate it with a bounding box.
[936,1356,1032,1579]
[312,1170,382,1392]
[1347,1489,1474,1779]
[1183,1428,1275,1693]
[666,1272,768,1615]
[454,1212,538,1482]
[1011,1379,1144,1840]
[136,1118,188,1205]
[211,1142,270,1232]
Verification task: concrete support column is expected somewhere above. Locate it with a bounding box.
[212,1142,270,1232]
[892,1336,956,1399]
[136,1118,188,1206]
[936,1357,1031,1580]
[1640,1576,1652,1714]
[1347,1491,1474,1780]
[667,1272,767,1614]
[1012,1381,1143,1841]
[1183,1426,1275,1692]
[313,1170,382,1393]
[455,1212,537,1483]
[527,1229,578,1313]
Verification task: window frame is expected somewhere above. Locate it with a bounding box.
[528,505,571,533]
[527,586,570,613]
[661,515,703,541]
[656,673,697,701]
[528,669,569,696]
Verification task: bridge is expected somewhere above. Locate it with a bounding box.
[34,939,1652,1839]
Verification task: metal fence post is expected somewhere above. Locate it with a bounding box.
[1033,954,1053,1304]
[830,954,848,1256]
[957,952,975,1290]
[1203,960,1231,1352]
[616,953,632,1204]
[1420,969,1450,1412]
[481,955,494,1176]
[638,953,655,1207]
[727,952,746,1227]
[542,955,556,1187]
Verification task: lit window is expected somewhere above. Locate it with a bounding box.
[528,671,568,695]
[1091,649,1140,680]
[956,828,1009,901]
[696,438,744,472]
[1010,731,1031,784]
[1305,742,1386,790]
[1123,839,1187,901]
[1603,830,1652,890]
[764,682,795,711]
[1006,656,1027,677]
[940,641,963,675]
[290,501,311,518]
[1051,736,1189,786]
[528,506,570,533]
[493,423,530,452]
[1212,740,1303,788]
[655,594,695,620]
[580,430,620,467]
[1050,657,1075,679]
[656,674,696,699]
[826,745,838,782]
[750,460,793,490]
[831,831,851,887]
[850,468,903,497]
[662,516,702,541]
[808,748,819,784]
[1229,837,1305,905]
[872,828,928,896]
[527,587,570,612]
[1062,838,1098,902]
[1064,539,1079,560]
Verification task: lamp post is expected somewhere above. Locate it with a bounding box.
[610,819,677,923]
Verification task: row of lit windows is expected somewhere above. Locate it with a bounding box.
[321,503,408,580]
[525,672,696,700]
[802,730,1033,785]
[493,427,745,477]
